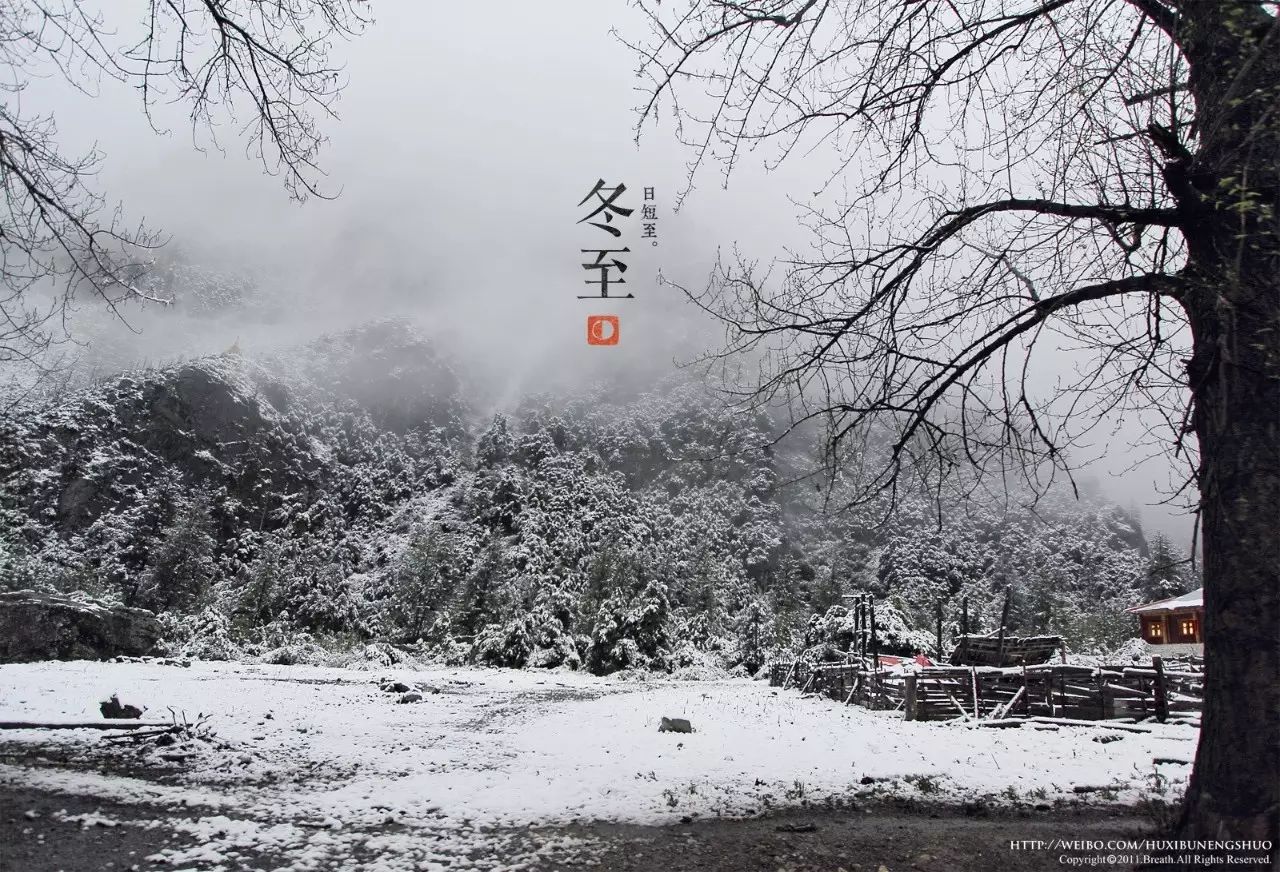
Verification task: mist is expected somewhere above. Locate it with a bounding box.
[10,1,1195,545]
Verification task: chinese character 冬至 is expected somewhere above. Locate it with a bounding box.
[578,248,634,298]
[577,180,634,237]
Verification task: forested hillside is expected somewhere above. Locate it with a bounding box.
[0,321,1191,671]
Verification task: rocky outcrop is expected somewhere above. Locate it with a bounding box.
[0,591,161,663]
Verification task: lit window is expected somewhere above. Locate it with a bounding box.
[1147,621,1163,640]
[1180,619,1196,638]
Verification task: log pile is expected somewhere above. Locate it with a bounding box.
[949,633,1062,667]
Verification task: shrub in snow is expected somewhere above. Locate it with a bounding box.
[670,662,730,681]
[352,641,413,669]
[608,665,657,683]
[474,616,536,668]
[284,562,368,636]
[802,605,857,661]
[528,639,581,670]
[800,600,932,661]
[871,600,935,654]
[434,636,473,667]
[472,592,578,669]
[157,607,240,661]
[667,638,729,678]
[587,579,672,675]
[260,638,326,666]
[526,613,582,669]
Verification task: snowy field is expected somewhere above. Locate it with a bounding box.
[0,660,1196,870]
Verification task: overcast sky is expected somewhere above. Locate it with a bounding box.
[28,1,1195,545]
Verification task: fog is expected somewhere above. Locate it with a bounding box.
[19,1,1195,545]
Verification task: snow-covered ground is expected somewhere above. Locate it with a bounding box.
[0,660,1196,870]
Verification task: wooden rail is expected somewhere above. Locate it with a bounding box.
[768,656,1203,723]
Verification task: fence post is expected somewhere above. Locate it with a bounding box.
[781,660,798,691]
[996,589,1011,664]
[905,673,919,721]
[860,597,868,663]
[1152,656,1169,723]
[1098,666,1106,721]
[870,600,880,707]
[935,601,944,662]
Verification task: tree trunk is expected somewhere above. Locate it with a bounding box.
[1174,8,1280,856]
[1178,294,1280,851]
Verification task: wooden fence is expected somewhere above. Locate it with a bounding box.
[768,659,907,711]
[768,657,1203,724]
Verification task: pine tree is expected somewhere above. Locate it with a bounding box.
[385,525,457,642]
[1143,533,1190,602]
[454,539,505,638]
[132,488,217,613]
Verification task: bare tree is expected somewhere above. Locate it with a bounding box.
[0,0,368,368]
[628,0,1278,850]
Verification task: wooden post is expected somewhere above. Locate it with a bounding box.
[1152,656,1169,723]
[1022,665,1029,717]
[870,599,880,706]
[970,667,980,719]
[935,600,944,662]
[996,588,1011,665]
[1098,667,1107,721]
[870,599,878,660]
[860,598,868,665]
[904,673,919,721]
[854,597,862,644]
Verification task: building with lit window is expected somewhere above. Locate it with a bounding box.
[1124,588,1204,657]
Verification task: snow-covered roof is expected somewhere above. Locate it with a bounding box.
[1125,587,1204,614]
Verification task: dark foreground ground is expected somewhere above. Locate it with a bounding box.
[1,783,1162,872]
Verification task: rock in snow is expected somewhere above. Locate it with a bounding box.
[0,590,161,663]
[99,693,145,719]
[658,716,694,733]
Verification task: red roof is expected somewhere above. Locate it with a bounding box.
[875,654,934,667]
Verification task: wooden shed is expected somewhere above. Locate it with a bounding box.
[1125,587,1204,653]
